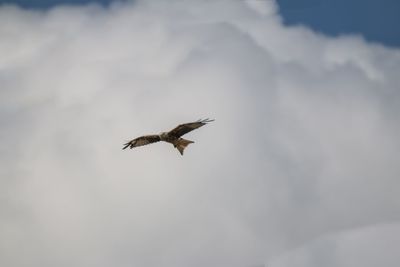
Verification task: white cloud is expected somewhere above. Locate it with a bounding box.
[270,223,400,267]
[0,1,400,267]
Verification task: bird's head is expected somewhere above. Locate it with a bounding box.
[159,132,169,140]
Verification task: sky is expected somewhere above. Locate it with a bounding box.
[277,0,400,47]
[0,1,400,267]
[1,0,400,47]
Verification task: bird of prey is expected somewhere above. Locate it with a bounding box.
[123,119,214,155]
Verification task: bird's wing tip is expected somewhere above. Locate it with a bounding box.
[198,118,215,123]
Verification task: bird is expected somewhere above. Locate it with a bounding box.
[123,118,214,155]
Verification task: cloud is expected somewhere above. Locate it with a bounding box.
[0,1,399,267]
[270,223,400,267]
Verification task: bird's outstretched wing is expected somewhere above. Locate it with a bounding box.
[168,118,214,138]
[122,135,161,149]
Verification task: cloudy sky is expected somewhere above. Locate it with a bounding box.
[1,1,400,267]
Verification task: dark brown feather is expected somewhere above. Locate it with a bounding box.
[168,118,214,138]
[122,135,161,149]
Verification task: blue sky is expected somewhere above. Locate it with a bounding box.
[1,0,399,47]
[278,0,400,47]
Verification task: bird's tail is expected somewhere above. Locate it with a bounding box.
[175,138,194,155]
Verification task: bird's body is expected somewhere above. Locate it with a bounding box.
[123,119,214,155]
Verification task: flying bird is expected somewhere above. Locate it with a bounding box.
[123,119,214,155]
